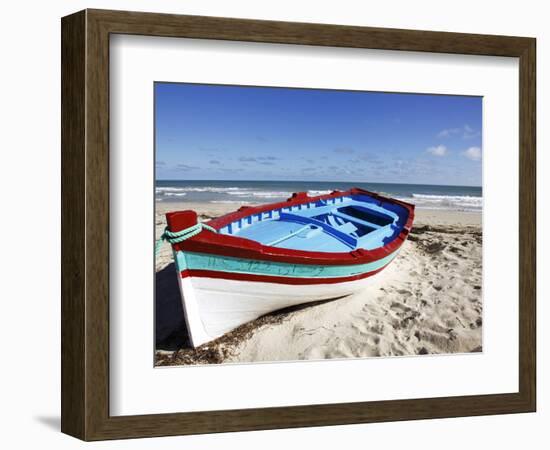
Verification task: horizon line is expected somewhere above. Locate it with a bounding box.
[155,179,482,189]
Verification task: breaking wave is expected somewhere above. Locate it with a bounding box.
[307,189,333,196]
[155,184,482,212]
[163,192,187,197]
[405,193,482,211]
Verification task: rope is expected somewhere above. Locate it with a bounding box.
[155,222,217,255]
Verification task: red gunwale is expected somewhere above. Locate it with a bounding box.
[166,188,415,266]
[180,265,387,285]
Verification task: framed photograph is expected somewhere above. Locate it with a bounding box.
[61,9,536,440]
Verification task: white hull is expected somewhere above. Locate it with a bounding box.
[177,275,374,347]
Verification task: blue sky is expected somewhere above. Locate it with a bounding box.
[155,83,482,186]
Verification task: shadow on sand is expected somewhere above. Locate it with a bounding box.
[155,263,191,350]
[155,263,345,366]
[155,263,343,355]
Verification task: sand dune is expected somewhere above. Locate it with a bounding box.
[154,202,482,365]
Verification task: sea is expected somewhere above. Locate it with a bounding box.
[155,180,482,212]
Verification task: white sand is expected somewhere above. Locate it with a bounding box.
[155,202,482,365]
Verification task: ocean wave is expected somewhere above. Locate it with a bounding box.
[163,192,187,197]
[308,189,333,196]
[226,190,292,198]
[226,190,254,196]
[155,187,187,193]
[178,186,244,192]
[155,186,482,211]
[156,186,244,194]
[251,191,293,198]
[157,186,332,199]
[211,200,255,204]
[405,193,482,211]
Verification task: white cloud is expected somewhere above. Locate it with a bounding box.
[463,124,480,139]
[463,146,482,161]
[437,127,461,138]
[437,124,480,139]
[426,145,448,156]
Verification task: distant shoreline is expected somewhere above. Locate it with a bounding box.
[155,180,483,213]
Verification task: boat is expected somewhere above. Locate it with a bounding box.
[160,188,415,347]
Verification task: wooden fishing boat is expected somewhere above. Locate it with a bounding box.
[161,188,414,347]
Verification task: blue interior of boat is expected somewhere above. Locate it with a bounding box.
[219,194,410,252]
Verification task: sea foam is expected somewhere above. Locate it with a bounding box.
[407,193,482,211]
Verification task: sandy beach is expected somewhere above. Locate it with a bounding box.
[155,201,482,366]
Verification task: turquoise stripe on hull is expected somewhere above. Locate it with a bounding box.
[175,250,398,279]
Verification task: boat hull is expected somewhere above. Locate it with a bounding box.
[174,248,399,346]
[178,272,382,347]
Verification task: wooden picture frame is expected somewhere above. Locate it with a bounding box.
[61,9,536,441]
